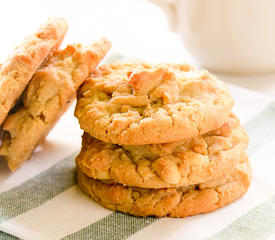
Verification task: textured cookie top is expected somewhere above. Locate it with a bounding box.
[0,18,68,126]
[75,62,234,144]
[77,155,251,217]
[76,114,249,188]
[0,38,111,171]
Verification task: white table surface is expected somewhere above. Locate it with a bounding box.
[1,0,274,96]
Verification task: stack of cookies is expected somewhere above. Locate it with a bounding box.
[74,62,251,218]
[0,18,111,171]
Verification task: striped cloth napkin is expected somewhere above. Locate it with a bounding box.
[0,83,275,240]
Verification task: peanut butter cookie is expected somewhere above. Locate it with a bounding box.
[75,62,234,145]
[0,38,111,171]
[0,18,68,126]
[76,114,248,188]
[77,156,251,217]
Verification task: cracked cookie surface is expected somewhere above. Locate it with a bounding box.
[0,18,68,126]
[77,156,251,218]
[76,114,249,188]
[75,62,234,145]
[0,38,111,171]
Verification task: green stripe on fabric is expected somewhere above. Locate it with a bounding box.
[62,100,275,240]
[0,152,77,223]
[206,101,275,239]
[0,231,19,240]
[206,195,275,240]
[245,101,275,156]
[61,212,156,240]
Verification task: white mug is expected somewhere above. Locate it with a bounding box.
[151,0,275,74]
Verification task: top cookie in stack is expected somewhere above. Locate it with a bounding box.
[74,62,251,217]
[75,62,234,145]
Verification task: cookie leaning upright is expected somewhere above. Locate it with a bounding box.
[75,62,234,145]
[0,18,68,126]
[0,38,111,171]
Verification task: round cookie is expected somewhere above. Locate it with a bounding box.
[75,62,234,145]
[0,38,111,171]
[0,18,68,126]
[77,156,251,218]
[76,114,249,188]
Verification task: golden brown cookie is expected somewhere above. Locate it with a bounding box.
[77,114,248,188]
[77,156,251,218]
[0,38,111,171]
[0,127,3,144]
[76,114,248,188]
[75,62,234,145]
[0,18,68,126]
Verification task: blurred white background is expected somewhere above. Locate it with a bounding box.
[1,0,275,95]
[0,0,191,62]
